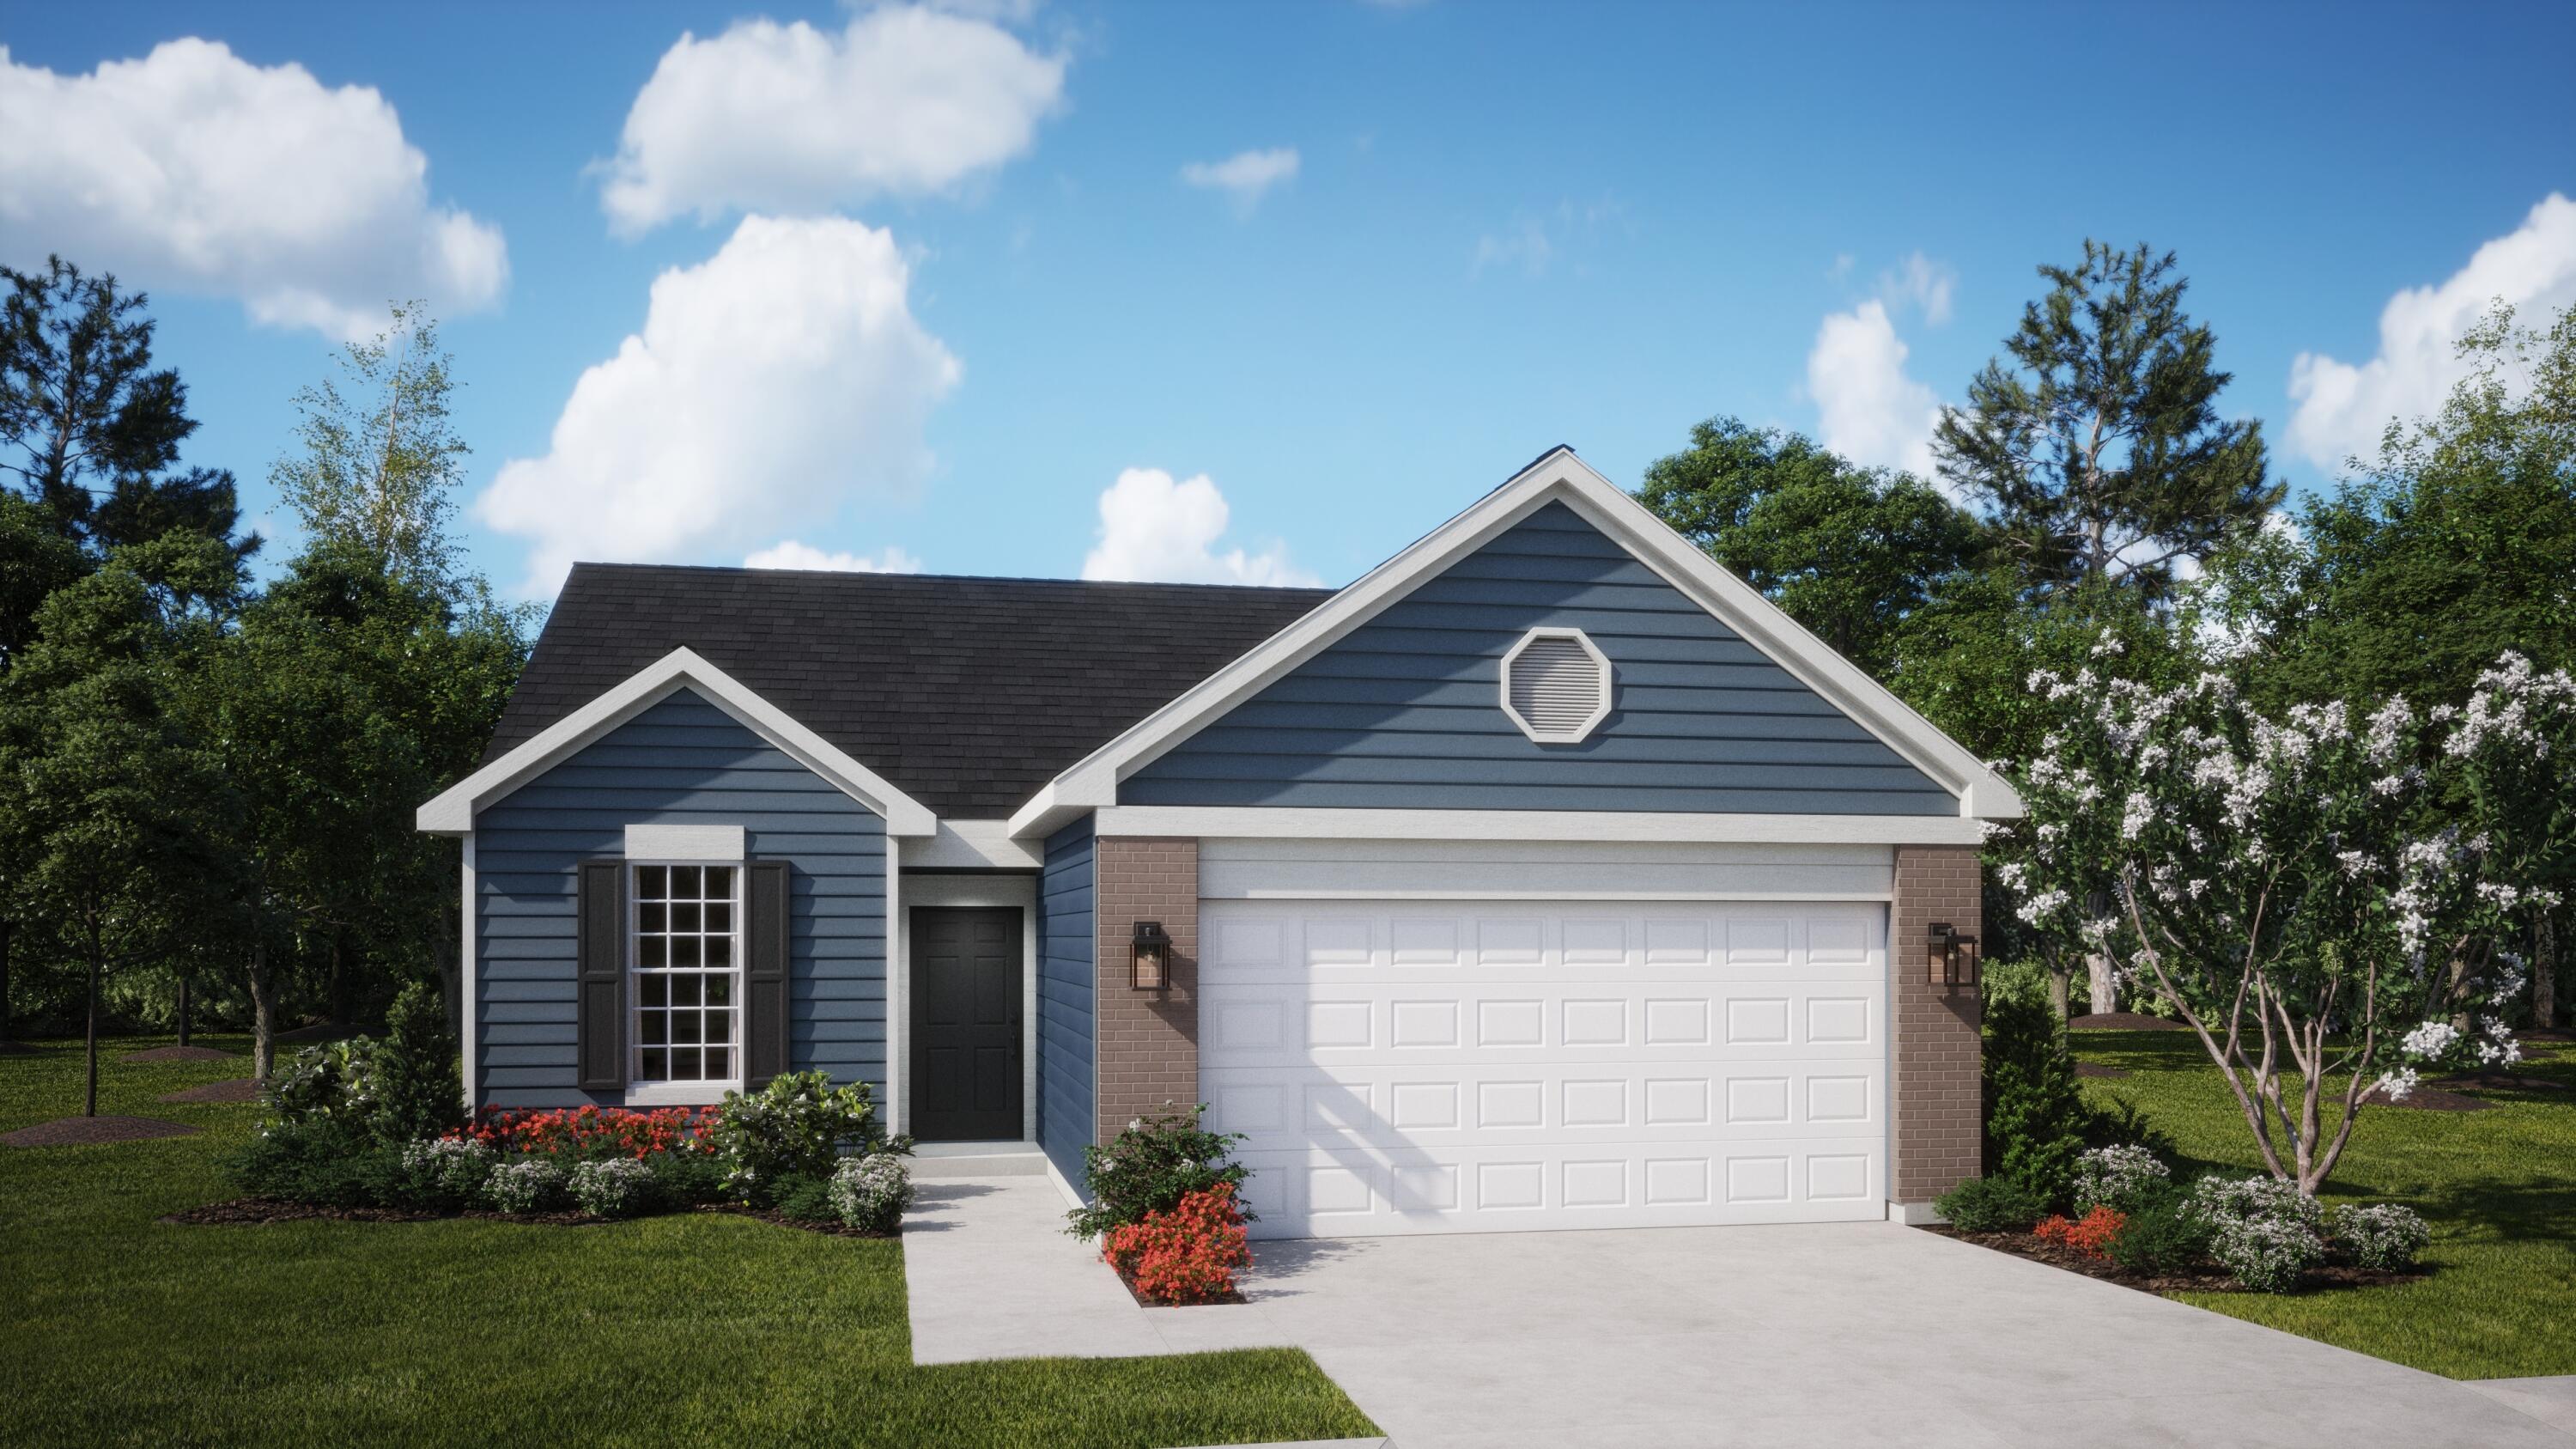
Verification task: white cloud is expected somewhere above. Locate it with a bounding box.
[477,215,962,597]
[1180,147,1299,213]
[744,540,925,572]
[1807,299,1942,479]
[1472,216,1553,279]
[1880,250,1957,326]
[2287,193,2576,468]
[598,5,1066,234]
[1079,468,1319,587]
[0,39,504,340]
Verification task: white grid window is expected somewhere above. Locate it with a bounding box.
[633,864,739,1085]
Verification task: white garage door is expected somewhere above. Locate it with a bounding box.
[1199,898,1888,1238]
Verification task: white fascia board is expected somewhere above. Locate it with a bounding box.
[1006,447,2022,836]
[416,647,938,837]
[904,819,1046,871]
[1092,806,1990,846]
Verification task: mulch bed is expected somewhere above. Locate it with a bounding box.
[1929,1225,2427,1296]
[2075,1062,2131,1079]
[159,1078,259,1104]
[162,1196,896,1239]
[2068,1012,2188,1032]
[121,1045,238,1062]
[1107,1261,1247,1307]
[2363,1084,2491,1111]
[3,1115,199,1147]
[274,1021,360,1044]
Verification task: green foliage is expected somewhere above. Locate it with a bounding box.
[1934,240,2279,598]
[371,981,463,1144]
[1933,1174,2046,1233]
[396,1137,496,1212]
[486,1158,568,1215]
[706,1070,884,1205]
[1982,994,2092,1207]
[644,1144,730,1208]
[769,1171,837,1223]
[2105,1182,2213,1275]
[1066,1102,1251,1240]
[2335,1203,2431,1273]
[829,1154,914,1233]
[226,1117,402,1208]
[270,302,471,588]
[1637,416,1984,675]
[567,1158,655,1219]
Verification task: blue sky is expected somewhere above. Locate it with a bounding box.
[4,1,2573,600]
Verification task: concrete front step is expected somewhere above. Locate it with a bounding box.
[910,1142,1048,1178]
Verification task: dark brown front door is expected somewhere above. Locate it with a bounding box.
[910,907,1023,1142]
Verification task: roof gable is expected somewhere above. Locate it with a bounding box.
[1011,447,2023,836]
[1121,500,1954,814]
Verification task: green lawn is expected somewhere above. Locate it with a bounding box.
[2072,1027,2576,1379]
[0,1037,1376,1449]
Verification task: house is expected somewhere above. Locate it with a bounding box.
[417,448,2020,1238]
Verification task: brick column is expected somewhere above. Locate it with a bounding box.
[1093,837,1200,1143]
[1891,843,1983,1211]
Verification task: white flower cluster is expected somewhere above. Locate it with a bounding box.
[2444,652,2575,757]
[2370,1066,2421,1102]
[401,1136,499,1202]
[2400,1020,2461,1059]
[2191,1176,2326,1294]
[2333,1202,2430,1273]
[2070,1144,2169,1214]
[569,1157,655,1219]
[488,1158,568,1215]
[828,1153,915,1233]
[2119,790,2157,841]
[2017,889,2070,927]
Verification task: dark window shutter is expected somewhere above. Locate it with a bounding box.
[745,861,791,1087]
[575,859,627,1093]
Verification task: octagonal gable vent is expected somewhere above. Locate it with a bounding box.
[1500,627,1613,744]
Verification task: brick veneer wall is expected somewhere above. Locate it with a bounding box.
[1891,843,1984,1206]
[1093,837,1200,1143]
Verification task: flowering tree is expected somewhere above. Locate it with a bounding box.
[2438,654,2576,1023]
[1997,647,2548,1194]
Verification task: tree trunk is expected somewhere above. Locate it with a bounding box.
[0,916,13,1044]
[327,933,347,1029]
[83,953,100,1117]
[175,976,192,1048]
[248,943,278,1084]
[2047,963,2071,1020]
[2087,953,2118,1017]
[2536,916,2560,1032]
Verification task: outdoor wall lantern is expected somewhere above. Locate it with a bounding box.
[1927,922,1982,990]
[1130,920,1173,992]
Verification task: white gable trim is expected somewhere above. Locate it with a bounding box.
[1006,447,2022,838]
[416,648,938,837]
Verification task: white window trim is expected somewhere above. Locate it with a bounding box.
[625,858,745,1105]
[1498,626,1613,744]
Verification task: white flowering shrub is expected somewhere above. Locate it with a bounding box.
[487,1158,568,1215]
[2334,1203,2431,1272]
[569,1158,656,1219]
[2070,1144,2170,1214]
[828,1153,915,1233]
[399,1137,497,1209]
[2191,1175,2326,1293]
[1993,648,2561,1196]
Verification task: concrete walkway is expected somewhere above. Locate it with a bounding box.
[903,1174,2573,1448]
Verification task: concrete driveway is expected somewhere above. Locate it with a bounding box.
[906,1176,2572,1449]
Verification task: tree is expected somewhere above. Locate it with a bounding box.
[1934,241,2279,598]
[0,257,258,563]
[1996,659,2537,1193]
[1637,417,1984,677]
[0,536,240,1113]
[270,303,471,588]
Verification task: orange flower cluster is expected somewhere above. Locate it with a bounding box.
[453,1104,720,1160]
[2034,1204,2128,1261]
[1103,1182,1253,1304]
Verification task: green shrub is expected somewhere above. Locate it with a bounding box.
[226,1118,402,1208]
[1066,1103,1251,1240]
[488,1159,568,1215]
[2105,1183,2211,1275]
[769,1172,836,1223]
[1977,958,2053,1013]
[2335,1203,2432,1272]
[645,1145,729,1208]
[369,982,465,1144]
[1983,994,2091,1208]
[258,1039,382,1128]
[707,1071,884,1205]
[1933,1175,2046,1233]
[829,1154,914,1233]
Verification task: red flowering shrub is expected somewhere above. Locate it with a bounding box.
[1102,1181,1252,1304]
[2033,1204,2127,1261]
[451,1105,720,1160]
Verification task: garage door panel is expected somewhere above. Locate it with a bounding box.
[1202,897,1886,1239]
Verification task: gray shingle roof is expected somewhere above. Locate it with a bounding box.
[485,563,1330,819]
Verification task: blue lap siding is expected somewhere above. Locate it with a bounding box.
[1035,816,1097,1190]
[472,688,889,1108]
[1123,501,1953,814]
